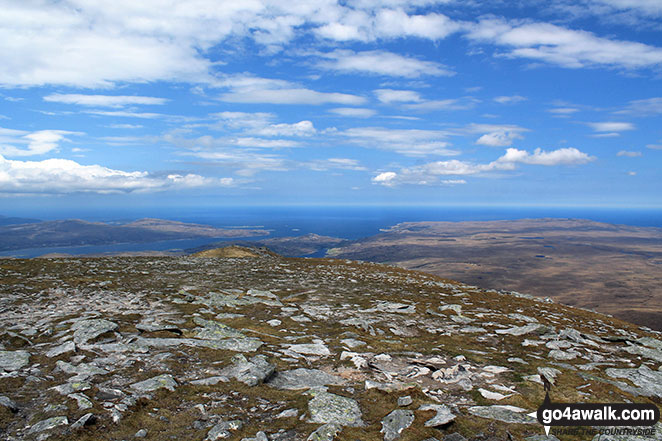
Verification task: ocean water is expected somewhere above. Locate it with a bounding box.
[2,205,662,258]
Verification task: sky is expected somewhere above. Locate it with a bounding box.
[1,0,661,214]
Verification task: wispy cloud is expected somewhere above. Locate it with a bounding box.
[373,147,595,186]
[341,126,458,156]
[317,50,454,77]
[466,123,529,147]
[44,94,167,107]
[494,95,527,104]
[0,128,82,156]
[329,108,377,118]
[617,150,642,157]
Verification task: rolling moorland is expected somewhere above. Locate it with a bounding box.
[0,249,660,440]
[325,219,662,332]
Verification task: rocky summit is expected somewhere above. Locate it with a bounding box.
[0,251,661,441]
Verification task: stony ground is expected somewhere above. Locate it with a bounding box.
[0,252,661,441]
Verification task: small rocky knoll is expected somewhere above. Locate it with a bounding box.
[0,251,660,440]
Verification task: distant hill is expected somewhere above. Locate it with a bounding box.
[0,214,40,226]
[188,233,348,257]
[0,218,270,252]
[326,218,662,330]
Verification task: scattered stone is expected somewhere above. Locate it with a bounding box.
[206,420,243,440]
[267,319,282,327]
[28,416,69,434]
[220,354,275,386]
[72,319,118,345]
[194,317,245,339]
[467,405,537,424]
[191,376,229,386]
[525,436,561,441]
[275,408,298,418]
[46,341,76,358]
[624,344,662,363]
[496,324,545,336]
[381,409,414,441]
[419,404,456,426]
[340,338,366,348]
[549,349,578,360]
[130,374,178,393]
[56,360,108,380]
[241,431,269,441]
[605,365,662,398]
[268,368,345,390]
[537,367,561,386]
[285,340,331,356]
[0,350,30,371]
[444,434,467,441]
[478,388,510,401]
[68,392,93,409]
[70,413,96,430]
[307,423,342,441]
[308,390,363,427]
[397,396,413,407]
[0,395,18,413]
[135,428,148,438]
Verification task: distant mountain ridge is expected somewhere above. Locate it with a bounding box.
[0,217,270,252]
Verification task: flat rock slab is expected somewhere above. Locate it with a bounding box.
[46,341,76,358]
[307,423,342,441]
[220,355,275,386]
[419,404,456,426]
[0,395,18,412]
[467,405,537,424]
[381,409,414,441]
[206,420,243,440]
[130,374,177,393]
[267,368,345,390]
[194,317,246,339]
[285,341,331,356]
[0,350,30,371]
[496,324,545,336]
[72,319,118,345]
[605,365,662,398]
[308,391,363,427]
[28,416,68,434]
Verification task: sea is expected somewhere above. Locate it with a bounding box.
[2,205,662,258]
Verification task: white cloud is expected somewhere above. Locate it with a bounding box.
[303,158,366,171]
[494,95,527,104]
[617,150,642,156]
[329,107,377,118]
[107,124,144,129]
[590,0,662,17]
[374,89,422,104]
[372,147,595,186]
[467,124,529,147]
[0,128,82,157]
[233,137,300,148]
[402,97,478,112]
[587,121,635,132]
[548,107,580,116]
[317,50,453,77]
[217,75,365,105]
[466,18,662,70]
[616,97,662,116]
[646,144,662,150]
[253,121,317,137]
[43,94,167,107]
[0,154,231,194]
[84,110,169,119]
[212,112,276,130]
[341,127,458,156]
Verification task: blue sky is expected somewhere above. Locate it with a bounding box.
[1,0,661,213]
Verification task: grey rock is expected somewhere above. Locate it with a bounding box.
[46,341,76,358]
[549,349,578,360]
[340,338,366,348]
[444,434,466,441]
[397,396,413,407]
[605,364,662,398]
[275,408,298,418]
[28,416,68,434]
[467,405,537,424]
[68,392,93,410]
[135,428,148,438]
[130,374,178,393]
[636,337,662,350]
[70,413,96,430]
[72,319,118,345]
[0,395,18,412]
[308,391,363,427]
[624,344,662,363]
[136,322,182,334]
[56,360,107,380]
[196,337,264,352]
[221,354,275,386]
[381,409,414,441]
[267,368,345,390]
[206,420,243,440]
[537,367,562,386]
[191,376,229,386]
[419,404,456,426]
[0,350,30,371]
[525,436,561,441]
[496,324,545,336]
[284,341,330,356]
[307,423,341,441]
[194,317,246,340]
